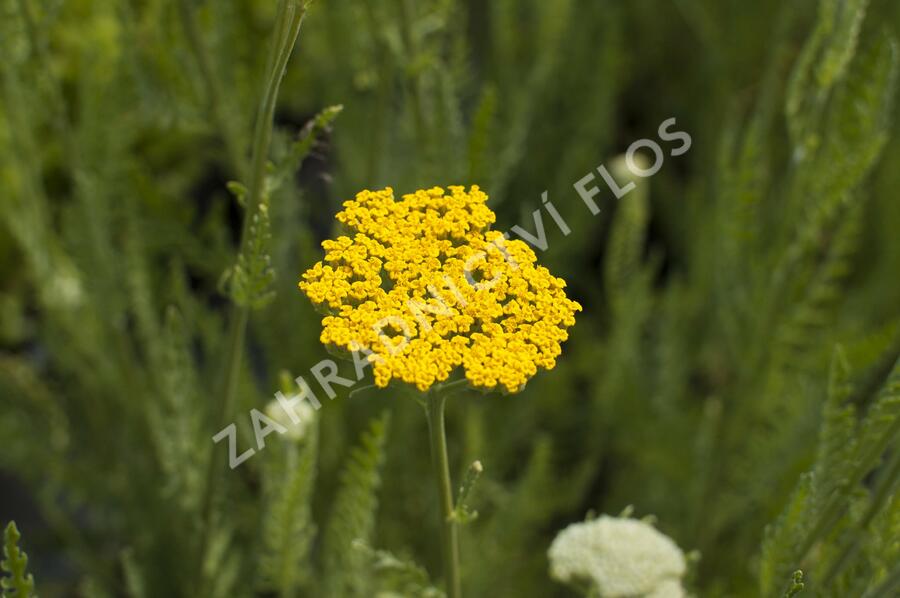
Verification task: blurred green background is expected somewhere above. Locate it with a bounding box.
[1,0,899,596]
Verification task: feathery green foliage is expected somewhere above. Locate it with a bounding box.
[1,523,35,598]
[228,198,277,309]
[258,408,319,597]
[760,347,900,596]
[353,540,445,598]
[322,412,391,597]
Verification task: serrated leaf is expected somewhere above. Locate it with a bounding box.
[353,540,445,598]
[269,104,343,192]
[322,412,391,597]
[258,410,319,597]
[2,522,36,598]
[228,200,276,309]
[812,346,858,510]
[759,474,814,595]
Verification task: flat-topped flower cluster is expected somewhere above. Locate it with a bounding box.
[300,185,581,393]
[548,515,687,597]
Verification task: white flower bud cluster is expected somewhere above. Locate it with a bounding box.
[264,396,316,441]
[548,515,687,597]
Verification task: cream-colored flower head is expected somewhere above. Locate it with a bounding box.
[264,397,316,441]
[646,579,686,598]
[548,515,687,597]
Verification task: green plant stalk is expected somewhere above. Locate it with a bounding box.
[426,391,462,598]
[198,0,310,568]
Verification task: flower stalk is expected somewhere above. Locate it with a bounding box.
[425,390,462,598]
[198,0,311,577]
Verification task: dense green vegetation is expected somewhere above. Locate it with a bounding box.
[1,0,899,596]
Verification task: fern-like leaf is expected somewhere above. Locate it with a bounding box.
[322,411,391,597]
[148,306,206,513]
[353,540,445,598]
[815,0,869,90]
[769,29,898,375]
[603,155,650,315]
[814,31,898,203]
[785,0,870,154]
[1,522,36,598]
[258,408,319,597]
[228,198,276,309]
[855,356,900,481]
[811,346,858,512]
[759,474,814,596]
[466,85,497,185]
[760,351,900,595]
[270,104,343,192]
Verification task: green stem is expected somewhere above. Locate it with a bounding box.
[197,0,310,582]
[426,391,462,598]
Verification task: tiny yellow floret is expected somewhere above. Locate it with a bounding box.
[299,186,581,393]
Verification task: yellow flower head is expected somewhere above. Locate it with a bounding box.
[299,185,581,393]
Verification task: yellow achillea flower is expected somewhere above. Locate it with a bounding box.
[299,185,581,393]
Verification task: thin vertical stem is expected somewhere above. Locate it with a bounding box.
[197,0,310,580]
[426,391,462,598]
